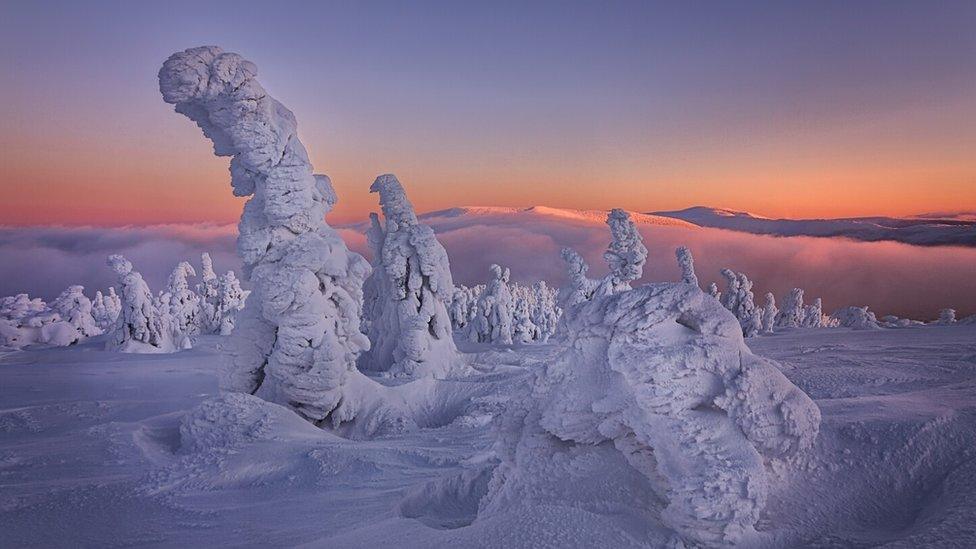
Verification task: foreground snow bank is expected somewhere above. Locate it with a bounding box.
[481,283,821,546]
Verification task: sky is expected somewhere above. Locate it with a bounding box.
[1,0,975,225]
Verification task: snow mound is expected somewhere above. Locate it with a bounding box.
[482,283,820,546]
[179,392,323,453]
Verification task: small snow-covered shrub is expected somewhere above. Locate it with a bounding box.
[481,283,820,546]
[830,306,881,330]
[934,308,957,325]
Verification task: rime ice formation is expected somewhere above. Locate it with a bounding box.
[449,286,475,330]
[358,174,460,378]
[530,281,560,343]
[92,288,121,331]
[0,294,53,348]
[160,261,200,346]
[511,294,536,344]
[106,254,174,353]
[708,282,720,300]
[802,297,825,328]
[468,264,515,344]
[935,308,957,325]
[761,292,778,334]
[719,269,762,337]
[216,271,247,335]
[598,208,648,295]
[776,288,806,328]
[557,248,598,308]
[675,246,699,288]
[481,283,821,546]
[50,285,102,340]
[831,306,882,330]
[196,253,222,333]
[160,47,381,427]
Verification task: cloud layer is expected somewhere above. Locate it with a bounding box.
[3,210,975,320]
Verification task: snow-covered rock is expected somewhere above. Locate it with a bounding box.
[160,46,384,428]
[481,283,820,546]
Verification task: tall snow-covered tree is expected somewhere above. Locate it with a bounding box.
[935,308,957,325]
[597,209,648,296]
[91,288,121,331]
[511,295,536,344]
[161,261,200,343]
[776,288,806,328]
[557,248,598,309]
[802,297,825,328]
[50,285,102,339]
[719,269,761,337]
[530,281,560,343]
[196,252,222,333]
[106,254,173,352]
[160,46,378,426]
[358,174,460,378]
[468,264,514,344]
[675,246,699,288]
[216,271,247,335]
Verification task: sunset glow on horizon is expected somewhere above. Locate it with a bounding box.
[2,1,974,226]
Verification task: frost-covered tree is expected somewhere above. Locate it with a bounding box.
[161,261,200,342]
[802,297,825,328]
[50,285,102,339]
[530,281,560,343]
[557,248,598,309]
[106,254,174,353]
[216,271,247,335]
[358,174,460,378]
[468,265,514,344]
[511,295,536,344]
[830,306,881,330]
[91,289,121,331]
[482,283,821,547]
[707,282,720,301]
[160,47,387,428]
[935,308,957,325]
[0,294,58,348]
[449,286,474,330]
[675,246,699,288]
[719,269,761,337]
[761,292,778,334]
[196,252,222,333]
[776,288,806,328]
[596,209,648,296]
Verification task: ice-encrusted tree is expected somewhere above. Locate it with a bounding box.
[761,292,778,334]
[530,281,560,343]
[802,297,825,328]
[91,288,121,331]
[935,308,957,325]
[482,283,821,547]
[830,306,881,330]
[216,271,247,335]
[161,261,200,342]
[358,174,460,378]
[557,248,598,309]
[160,46,383,427]
[196,252,222,333]
[719,269,762,337]
[776,288,806,328]
[468,264,514,344]
[512,295,536,344]
[597,208,648,296]
[50,285,102,339]
[449,285,475,330]
[707,282,720,301]
[106,254,173,352]
[675,246,699,288]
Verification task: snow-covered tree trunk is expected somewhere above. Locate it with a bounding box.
[675,246,699,288]
[160,46,376,427]
[358,174,460,378]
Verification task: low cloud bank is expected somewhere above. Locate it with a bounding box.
[3,215,974,320]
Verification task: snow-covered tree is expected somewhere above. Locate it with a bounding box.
[719,269,761,337]
[761,292,778,334]
[91,289,121,331]
[482,283,821,547]
[511,295,536,344]
[468,264,514,344]
[596,209,648,296]
[557,248,598,309]
[50,285,102,339]
[161,47,399,429]
[707,282,720,301]
[161,261,200,343]
[830,306,881,330]
[935,308,957,325]
[776,288,806,328]
[449,286,474,330]
[216,271,247,335]
[530,281,560,343]
[196,252,222,333]
[106,254,174,353]
[675,246,699,288]
[802,297,825,328]
[358,174,460,378]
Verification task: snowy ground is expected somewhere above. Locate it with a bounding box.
[2,326,975,548]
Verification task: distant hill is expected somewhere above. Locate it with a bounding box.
[652,206,976,247]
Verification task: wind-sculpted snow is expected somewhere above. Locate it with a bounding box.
[160,46,384,428]
[599,208,648,295]
[482,283,821,546]
[359,174,460,378]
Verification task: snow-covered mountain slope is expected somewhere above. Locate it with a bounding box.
[2,325,975,547]
[653,206,976,247]
[416,206,698,230]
